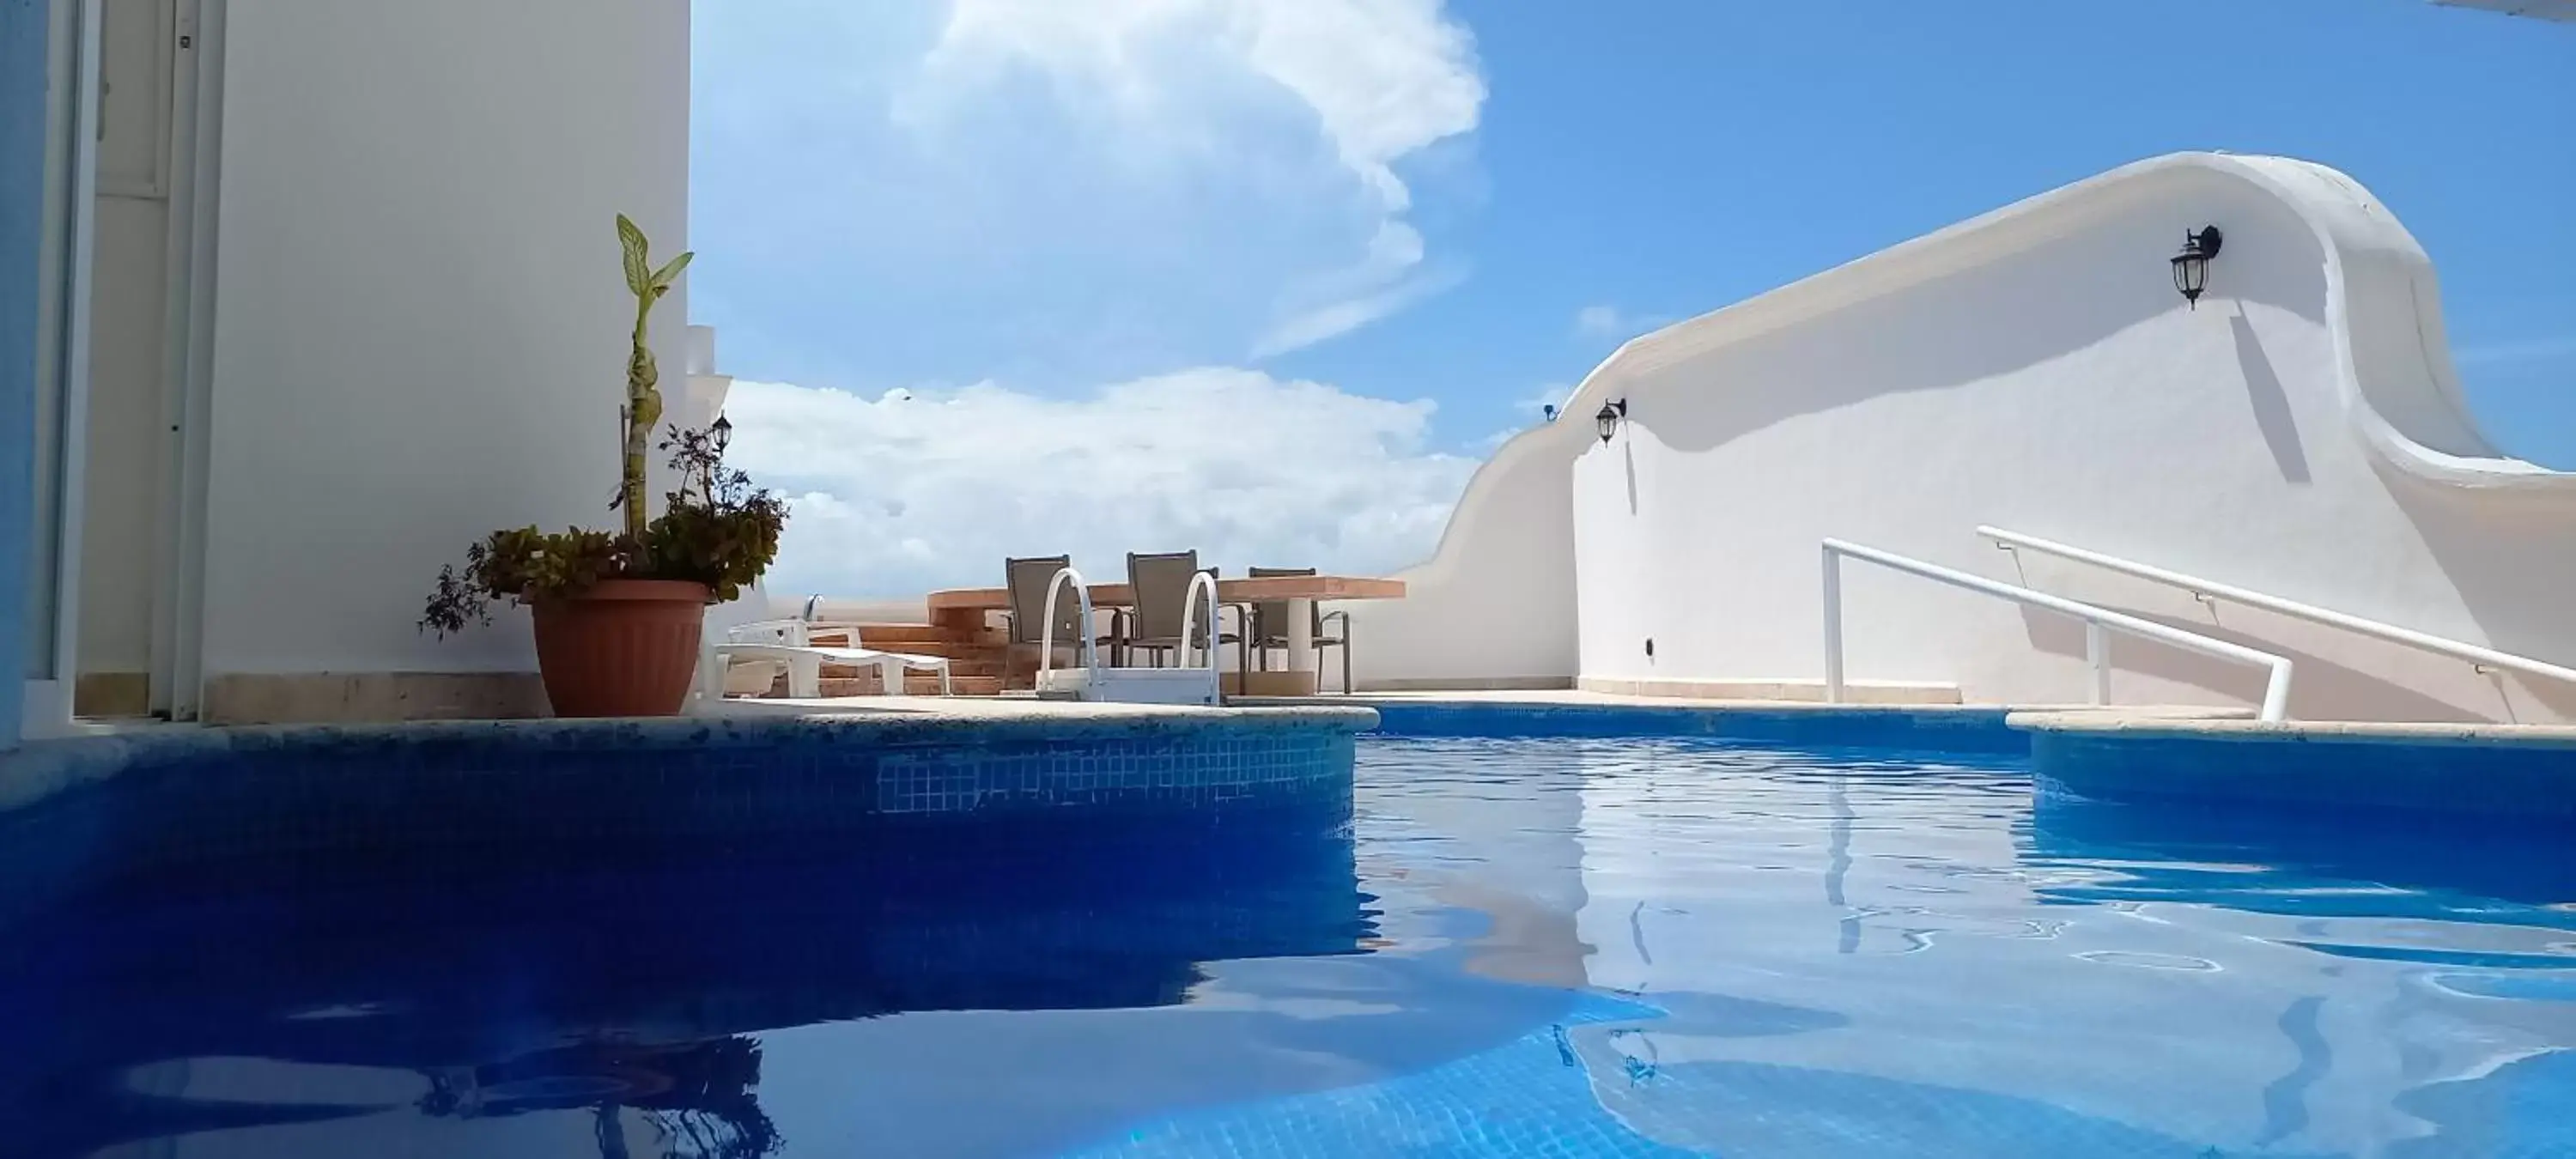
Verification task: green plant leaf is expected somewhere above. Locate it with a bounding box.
[651,251,695,289]
[616,214,651,296]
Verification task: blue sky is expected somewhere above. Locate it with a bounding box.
[692,0,2573,597]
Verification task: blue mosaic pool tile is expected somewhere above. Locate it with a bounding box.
[1066,986,2363,1158]
[1364,701,2026,755]
[2032,727,2576,822]
[1064,993,1696,1159]
[0,711,1367,920]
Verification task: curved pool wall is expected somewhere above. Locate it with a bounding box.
[0,708,1371,925]
[1361,701,2023,754]
[2020,713,2576,822]
[1354,698,2576,822]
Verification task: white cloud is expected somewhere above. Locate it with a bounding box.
[1252,262,1466,358]
[900,0,1486,359]
[726,370,1478,598]
[1573,305,1626,338]
[1517,382,1573,415]
[917,0,1481,204]
[1573,303,1680,343]
[1467,383,1573,452]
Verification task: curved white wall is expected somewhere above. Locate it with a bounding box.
[199,0,692,688]
[1347,416,1584,689]
[1378,154,2576,722]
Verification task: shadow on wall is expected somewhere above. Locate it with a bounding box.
[2010,603,2576,723]
[1630,189,2324,460]
[2387,472,2576,701]
[2231,310,2310,485]
[1623,440,1640,517]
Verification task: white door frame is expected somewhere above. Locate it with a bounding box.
[21,0,101,737]
[149,0,221,720]
[25,0,219,730]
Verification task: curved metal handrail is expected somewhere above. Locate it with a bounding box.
[1978,525,2576,694]
[1037,567,1097,677]
[1178,571,1222,673]
[1824,538,2294,722]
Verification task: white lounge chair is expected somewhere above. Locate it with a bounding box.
[698,618,953,701]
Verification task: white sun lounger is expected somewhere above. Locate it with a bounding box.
[699,618,953,701]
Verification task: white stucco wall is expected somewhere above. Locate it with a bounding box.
[1382,154,2576,722]
[199,0,692,679]
[1346,416,1583,689]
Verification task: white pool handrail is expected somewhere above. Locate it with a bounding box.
[1978,525,2576,694]
[1178,570,1223,674]
[1037,566,1098,678]
[1823,538,2294,722]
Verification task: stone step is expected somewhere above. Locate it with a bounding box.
[848,624,944,646]
[818,658,1005,679]
[885,645,1007,664]
[807,622,1006,649]
[815,674,1005,697]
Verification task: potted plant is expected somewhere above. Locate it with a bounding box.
[420,216,787,717]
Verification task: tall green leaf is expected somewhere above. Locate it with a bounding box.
[616,214,651,296]
[651,251,695,290]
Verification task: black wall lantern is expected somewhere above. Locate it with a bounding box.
[712,415,733,453]
[2170,226,2223,309]
[1595,398,1628,444]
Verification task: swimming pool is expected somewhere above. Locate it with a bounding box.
[4,717,2572,1156]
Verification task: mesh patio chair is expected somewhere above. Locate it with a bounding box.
[1003,555,1112,678]
[1246,566,1352,694]
[1114,550,1239,668]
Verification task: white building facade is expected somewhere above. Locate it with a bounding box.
[14,0,695,732]
[1355,154,2576,725]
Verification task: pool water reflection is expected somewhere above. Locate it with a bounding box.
[3,734,2572,1156]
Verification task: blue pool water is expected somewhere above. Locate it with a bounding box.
[4,728,2573,1156]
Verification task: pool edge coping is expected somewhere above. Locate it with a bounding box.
[0,705,1381,814]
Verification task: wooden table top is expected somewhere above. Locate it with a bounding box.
[926,574,1406,613]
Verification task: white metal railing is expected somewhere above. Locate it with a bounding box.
[1179,571,1223,674]
[1037,567,1099,677]
[1823,539,2295,722]
[1978,525,2576,695]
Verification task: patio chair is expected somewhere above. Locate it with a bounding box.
[1112,551,1239,668]
[1245,566,1352,694]
[1003,555,1114,677]
[699,618,952,701]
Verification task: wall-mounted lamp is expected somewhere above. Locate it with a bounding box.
[712,415,733,453]
[1542,404,1558,423]
[1595,398,1628,445]
[2170,226,2223,309]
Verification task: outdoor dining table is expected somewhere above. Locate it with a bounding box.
[925,573,1406,695]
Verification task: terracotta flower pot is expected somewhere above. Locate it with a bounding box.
[531,580,711,718]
